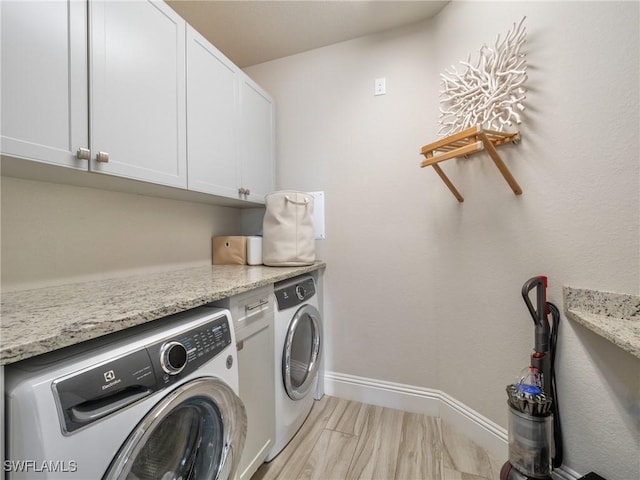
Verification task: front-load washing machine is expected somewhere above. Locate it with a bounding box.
[266,274,322,461]
[4,306,246,480]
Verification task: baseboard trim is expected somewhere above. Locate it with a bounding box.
[323,371,580,480]
[323,371,440,416]
[438,390,508,462]
[552,465,581,480]
[324,371,505,460]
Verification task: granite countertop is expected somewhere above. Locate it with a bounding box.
[1,262,325,365]
[563,286,640,359]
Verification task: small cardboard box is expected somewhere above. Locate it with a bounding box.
[212,236,247,265]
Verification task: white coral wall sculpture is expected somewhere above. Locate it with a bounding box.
[439,17,527,136]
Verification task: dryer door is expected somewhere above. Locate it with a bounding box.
[103,377,246,480]
[282,304,322,400]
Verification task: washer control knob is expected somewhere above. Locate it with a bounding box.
[295,285,306,300]
[160,341,188,375]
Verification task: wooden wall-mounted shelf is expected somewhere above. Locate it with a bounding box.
[420,125,522,202]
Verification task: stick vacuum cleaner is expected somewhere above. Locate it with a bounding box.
[500,276,563,480]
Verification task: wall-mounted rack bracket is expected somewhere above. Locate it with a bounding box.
[420,125,522,202]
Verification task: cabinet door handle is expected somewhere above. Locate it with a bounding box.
[244,188,251,196]
[246,299,268,312]
[96,151,110,163]
[238,187,246,195]
[76,147,91,161]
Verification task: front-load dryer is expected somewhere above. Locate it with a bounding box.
[266,274,322,461]
[4,306,246,480]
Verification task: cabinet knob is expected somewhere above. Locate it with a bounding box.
[76,147,91,161]
[96,151,110,163]
[244,188,251,196]
[238,187,246,195]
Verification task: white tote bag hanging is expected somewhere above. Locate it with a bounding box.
[262,191,315,266]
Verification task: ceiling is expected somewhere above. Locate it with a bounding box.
[167,1,449,68]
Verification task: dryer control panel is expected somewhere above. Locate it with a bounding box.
[52,314,232,435]
[275,276,316,310]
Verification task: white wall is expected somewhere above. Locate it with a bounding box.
[245,2,639,478]
[1,176,242,290]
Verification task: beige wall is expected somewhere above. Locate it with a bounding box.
[1,176,242,290]
[255,19,443,388]
[245,2,639,478]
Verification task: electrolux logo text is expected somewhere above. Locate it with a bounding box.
[3,460,78,473]
[102,369,121,391]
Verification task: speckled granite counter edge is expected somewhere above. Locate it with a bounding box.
[1,262,325,365]
[563,286,640,359]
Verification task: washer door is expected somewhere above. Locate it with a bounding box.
[282,304,322,400]
[103,377,246,480]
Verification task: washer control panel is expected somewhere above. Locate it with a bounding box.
[52,313,232,435]
[148,316,232,386]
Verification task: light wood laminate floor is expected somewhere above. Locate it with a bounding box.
[252,396,502,480]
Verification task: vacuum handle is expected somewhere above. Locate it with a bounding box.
[522,276,547,326]
[522,276,550,354]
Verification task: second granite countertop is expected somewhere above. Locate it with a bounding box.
[563,286,640,359]
[1,262,325,365]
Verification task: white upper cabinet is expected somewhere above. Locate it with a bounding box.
[1,0,274,204]
[238,76,276,202]
[1,0,89,169]
[89,0,187,188]
[186,25,240,197]
[187,30,275,203]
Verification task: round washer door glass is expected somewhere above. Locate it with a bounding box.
[283,304,322,400]
[103,377,246,480]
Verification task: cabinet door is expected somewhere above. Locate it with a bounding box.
[237,322,275,480]
[1,0,88,169]
[186,26,240,197]
[239,76,276,203]
[89,0,187,187]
